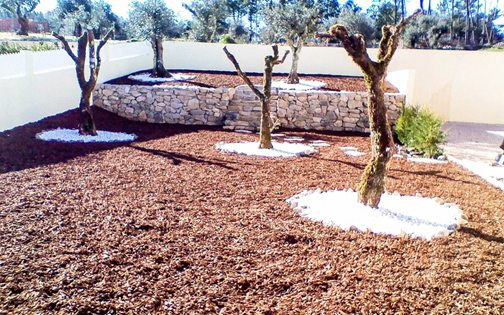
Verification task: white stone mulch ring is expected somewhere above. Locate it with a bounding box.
[272,80,326,91]
[344,151,366,157]
[339,146,358,150]
[36,129,137,143]
[284,137,305,142]
[128,73,196,83]
[215,141,317,158]
[309,140,330,147]
[287,189,465,240]
[407,157,448,164]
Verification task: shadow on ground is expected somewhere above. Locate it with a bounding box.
[0,107,221,174]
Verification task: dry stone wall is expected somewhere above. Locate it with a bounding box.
[94,84,405,133]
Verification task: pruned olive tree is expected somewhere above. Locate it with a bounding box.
[0,0,40,36]
[53,29,113,135]
[224,45,289,149]
[263,1,320,84]
[128,0,176,78]
[318,9,422,208]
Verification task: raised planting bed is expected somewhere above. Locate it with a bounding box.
[94,70,405,133]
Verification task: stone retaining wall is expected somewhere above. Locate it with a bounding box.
[94,84,405,133]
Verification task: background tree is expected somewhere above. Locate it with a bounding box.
[224,45,289,149]
[128,0,177,78]
[263,0,320,84]
[403,14,450,48]
[56,0,91,37]
[318,10,422,208]
[52,28,113,135]
[54,0,119,38]
[0,0,40,35]
[183,0,229,42]
[335,7,374,43]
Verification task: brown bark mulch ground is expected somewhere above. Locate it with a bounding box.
[107,70,400,93]
[1,107,503,314]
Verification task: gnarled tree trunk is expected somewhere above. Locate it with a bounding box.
[287,39,302,84]
[53,29,114,135]
[318,10,422,208]
[151,35,171,78]
[224,45,289,149]
[79,88,96,135]
[357,73,394,207]
[17,16,29,36]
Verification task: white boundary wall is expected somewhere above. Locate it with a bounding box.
[1,40,504,131]
[0,41,152,132]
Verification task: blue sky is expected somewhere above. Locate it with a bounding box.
[36,0,504,20]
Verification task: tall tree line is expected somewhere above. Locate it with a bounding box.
[1,0,502,48]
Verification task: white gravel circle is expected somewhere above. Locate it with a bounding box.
[128,73,196,83]
[216,141,317,158]
[288,189,465,240]
[272,80,326,91]
[36,129,137,143]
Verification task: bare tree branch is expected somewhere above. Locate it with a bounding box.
[317,25,375,76]
[379,9,423,64]
[52,32,78,63]
[96,28,114,74]
[223,46,264,100]
[87,30,96,86]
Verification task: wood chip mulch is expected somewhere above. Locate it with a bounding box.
[0,107,503,314]
[107,70,400,93]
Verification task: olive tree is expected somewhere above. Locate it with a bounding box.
[0,0,40,35]
[263,1,320,84]
[53,29,113,135]
[128,0,176,78]
[55,0,119,38]
[183,0,229,43]
[224,45,289,149]
[318,10,422,208]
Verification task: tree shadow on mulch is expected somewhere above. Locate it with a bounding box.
[307,155,480,186]
[0,107,220,174]
[129,145,240,170]
[459,226,504,244]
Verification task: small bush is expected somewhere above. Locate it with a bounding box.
[0,42,23,54]
[30,42,59,52]
[0,41,59,55]
[395,105,446,158]
[219,34,236,44]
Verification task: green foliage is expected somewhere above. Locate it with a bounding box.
[183,0,229,42]
[333,7,374,43]
[0,41,59,54]
[54,0,119,38]
[0,41,22,54]
[395,105,446,158]
[367,0,401,40]
[219,34,236,44]
[403,15,450,49]
[262,1,321,45]
[128,0,176,41]
[0,0,40,17]
[29,41,59,51]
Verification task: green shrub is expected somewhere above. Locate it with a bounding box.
[30,42,59,52]
[395,105,446,158]
[0,41,59,55]
[219,34,236,44]
[0,41,23,54]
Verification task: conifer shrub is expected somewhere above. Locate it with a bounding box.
[395,105,446,158]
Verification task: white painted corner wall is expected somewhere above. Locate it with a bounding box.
[1,40,504,132]
[0,41,152,132]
